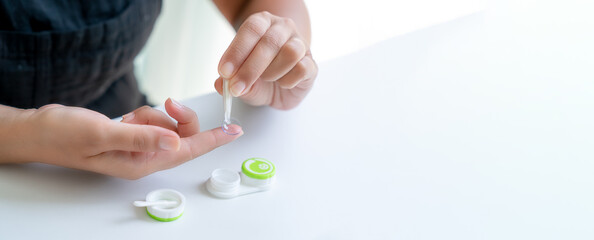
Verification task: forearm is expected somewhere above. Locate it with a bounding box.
[214,0,312,45]
[0,105,34,163]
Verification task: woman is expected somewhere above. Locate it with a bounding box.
[0,0,317,179]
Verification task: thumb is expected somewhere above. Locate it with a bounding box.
[214,77,224,95]
[106,121,181,152]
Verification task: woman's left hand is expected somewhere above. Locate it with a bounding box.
[215,11,318,110]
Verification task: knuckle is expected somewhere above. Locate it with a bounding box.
[225,45,247,63]
[85,124,106,149]
[257,11,271,17]
[206,132,220,153]
[138,105,152,112]
[79,122,109,154]
[282,17,296,28]
[294,60,309,79]
[261,31,284,50]
[244,15,269,36]
[235,67,258,83]
[88,122,108,143]
[278,80,295,89]
[135,106,153,119]
[283,38,306,61]
[38,103,63,110]
[133,132,148,151]
[241,83,269,105]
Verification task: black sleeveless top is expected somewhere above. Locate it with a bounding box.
[0,0,161,118]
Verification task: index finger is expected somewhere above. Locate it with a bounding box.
[150,125,243,171]
[86,124,244,179]
[218,12,272,79]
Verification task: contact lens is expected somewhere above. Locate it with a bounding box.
[222,118,242,135]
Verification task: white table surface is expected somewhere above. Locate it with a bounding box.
[2,6,594,240]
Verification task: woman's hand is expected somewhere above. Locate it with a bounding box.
[1,99,241,179]
[215,11,318,110]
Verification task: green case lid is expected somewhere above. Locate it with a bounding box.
[241,158,276,180]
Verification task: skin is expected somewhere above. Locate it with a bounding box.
[0,0,316,179]
[213,0,318,110]
[0,99,242,179]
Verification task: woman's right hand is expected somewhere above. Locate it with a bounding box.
[0,98,242,179]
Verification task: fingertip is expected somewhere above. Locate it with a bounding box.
[166,97,183,110]
[183,125,243,159]
[164,97,173,106]
[171,98,182,108]
[121,112,135,123]
[164,97,201,137]
[211,124,243,146]
[222,124,243,136]
[219,62,234,79]
[214,77,223,95]
[164,97,185,118]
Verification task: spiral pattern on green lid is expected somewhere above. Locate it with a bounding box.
[241,158,276,180]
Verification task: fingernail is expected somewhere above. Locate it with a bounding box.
[159,135,180,151]
[220,62,234,78]
[170,98,184,110]
[231,81,246,97]
[121,112,135,122]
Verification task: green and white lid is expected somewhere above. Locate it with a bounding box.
[241,158,276,180]
[141,189,185,222]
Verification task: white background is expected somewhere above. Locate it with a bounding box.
[2,0,594,239]
[135,0,486,104]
